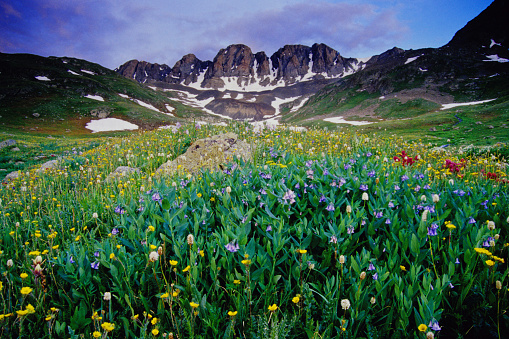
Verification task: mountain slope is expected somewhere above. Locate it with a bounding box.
[283,0,509,128]
[0,53,201,134]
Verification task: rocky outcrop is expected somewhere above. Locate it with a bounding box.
[0,139,16,149]
[205,99,274,121]
[116,43,359,89]
[156,132,251,176]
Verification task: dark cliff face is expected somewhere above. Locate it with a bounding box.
[446,0,509,49]
[115,42,359,89]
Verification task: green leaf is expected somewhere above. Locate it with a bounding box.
[410,234,420,257]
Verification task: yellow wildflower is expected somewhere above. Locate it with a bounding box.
[190,302,199,309]
[20,287,32,295]
[418,324,427,332]
[268,304,278,311]
[228,311,238,316]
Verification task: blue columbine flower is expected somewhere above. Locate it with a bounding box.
[367,170,376,177]
[385,219,391,225]
[91,261,100,270]
[347,226,355,234]
[360,184,369,191]
[455,258,460,264]
[111,228,119,235]
[401,175,409,181]
[69,256,75,264]
[266,225,272,232]
[319,195,327,203]
[394,185,400,191]
[468,217,476,224]
[388,201,395,208]
[368,263,375,271]
[326,204,335,212]
[94,251,100,257]
[151,192,162,202]
[373,273,378,280]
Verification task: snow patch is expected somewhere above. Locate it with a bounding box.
[323,117,373,125]
[405,56,420,64]
[484,54,509,63]
[84,95,105,101]
[490,39,501,48]
[440,99,497,110]
[81,70,96,75]
[148,86,158,91]
[86,118,139,133]
[272,96,300,115]
[35,76,51,81]
[67,70,81,76]
[118,93,129,98]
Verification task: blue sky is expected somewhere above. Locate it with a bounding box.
[0,0,493,69]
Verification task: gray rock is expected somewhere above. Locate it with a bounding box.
[0,139,16,149]
[37,160,60,173]
[156,132,252,176]
[3,171,20,183]
[106,166,140,181]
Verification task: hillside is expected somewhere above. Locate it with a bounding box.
[0,53,209,135]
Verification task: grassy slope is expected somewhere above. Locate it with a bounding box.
[0,53,208,135]
[284,48,509,146]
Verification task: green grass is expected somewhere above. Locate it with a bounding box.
[0,123,508,338]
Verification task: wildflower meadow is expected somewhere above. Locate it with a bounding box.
[0,123,508,338]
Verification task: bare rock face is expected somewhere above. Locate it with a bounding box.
[205,99,274,120]
[156,132,251,176]
[115,43,359,89]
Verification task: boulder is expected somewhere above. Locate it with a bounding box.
[0,139,16,149]
[106,166,140,182]
[37,160,60,173]
[156,132,251,176]
[2,171,20,183]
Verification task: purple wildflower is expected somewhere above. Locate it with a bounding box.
[468,217,476,224]
[360,184,369,191]
[427,223,439,236]
[283,190,297,204]
[266,225,272,232]
[151,192,162,202]
[368,263,375,271]
[347,226,355,234]
[330,236,338,244]
[326,204,335,212]
[114,206,125,214]
[225,241,240,253]
[111,228,119,235]
[429,320,441,331]
[91,261,100,270]
[401,175,409,182]
[373,273,378,280]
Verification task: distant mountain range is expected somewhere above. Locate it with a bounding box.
[114,0,509,123]
[0,0,507,134]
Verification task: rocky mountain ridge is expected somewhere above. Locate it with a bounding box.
[116,43,362,91]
